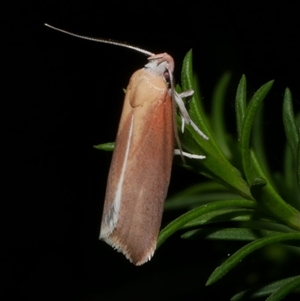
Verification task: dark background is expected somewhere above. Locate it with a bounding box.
[2,1,300,300]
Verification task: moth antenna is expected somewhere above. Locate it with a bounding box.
[44,23,154,57]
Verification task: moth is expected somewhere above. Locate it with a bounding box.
[44,23,208,265]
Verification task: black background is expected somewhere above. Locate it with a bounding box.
[2,1,300,300]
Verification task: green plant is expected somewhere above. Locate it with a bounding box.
[96,50,300,300]
[158,50,300,300]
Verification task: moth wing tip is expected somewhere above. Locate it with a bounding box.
[100,234,157,266]
[134,248,156,266]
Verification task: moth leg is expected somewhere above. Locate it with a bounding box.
[174,90,209,140]
[174,149,206,159]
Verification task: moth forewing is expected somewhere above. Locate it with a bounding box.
[100,65,174,265]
